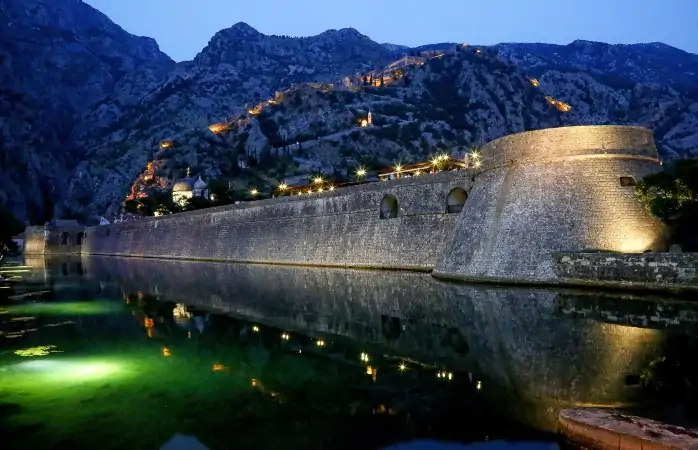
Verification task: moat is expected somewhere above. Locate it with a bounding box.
[1,257,697,450]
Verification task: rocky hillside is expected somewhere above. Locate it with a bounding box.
[2,3,697,222]
[65,38,698,219]
[0,0,174,223]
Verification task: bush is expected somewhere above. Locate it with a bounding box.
[636,158,698,250]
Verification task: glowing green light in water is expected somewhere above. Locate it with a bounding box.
[11,359,122,382]
[7,301,123,316]
[14,345,62,357]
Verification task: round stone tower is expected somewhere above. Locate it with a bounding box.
[434,125,666,283]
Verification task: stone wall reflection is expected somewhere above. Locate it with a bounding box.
[77,256,667,431]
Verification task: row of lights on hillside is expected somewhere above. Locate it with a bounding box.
[246,151,481,198]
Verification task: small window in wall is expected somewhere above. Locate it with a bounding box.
[380,194,399,219]
[76,232,84,246]
[446,187,468,213]
[620,176,636,187]
[61,232,69,246]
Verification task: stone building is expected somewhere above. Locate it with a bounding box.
[172,176,209,206]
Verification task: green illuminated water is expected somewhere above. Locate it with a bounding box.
[1,257,697,449]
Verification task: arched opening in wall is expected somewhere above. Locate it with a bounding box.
[60,232,69,246]
[381,315,402,341]
[380,195,398,219]
[76,232,84,246]
[446,188,468,214]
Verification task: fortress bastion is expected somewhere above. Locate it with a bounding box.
[433,125,665,283]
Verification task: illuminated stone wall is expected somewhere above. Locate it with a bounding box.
[434,125,666,282]
[554,252,698,288]
[23,224,86,255]
[82,171,472,270]
[23,226,46,254]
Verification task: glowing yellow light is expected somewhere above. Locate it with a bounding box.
[360,352,369,362]
[366,366,374,375]
[281,332,290,340]
[328,185,335,191]
[356,168,367,178]
[395,165,403,173]
[144,317,154,328]
[414,171,421,176]
[470,151,480,159]
[162,347,171,357]
[316,339,325,347]
[212,363,226,372]
[431,158,440,166]
[14,345,61,357]
[360,119,368,127]
[252,325,260,332]
[313,176,324,184]
[250,189,259,197]
[474,160,482,168]
[398,363,407,372]
[307,189,312,194]
[252,378,258,387]
[317,187,324,192]
[476,380,482,391]
[278,183,288,191]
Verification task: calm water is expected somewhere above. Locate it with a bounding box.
[1,256,697,450]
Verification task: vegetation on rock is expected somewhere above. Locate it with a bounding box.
[636,158,698,250]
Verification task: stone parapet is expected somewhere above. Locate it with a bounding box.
[554,252,698,290]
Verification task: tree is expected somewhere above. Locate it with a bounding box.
[636,158,698,250]
[0,206,24,251]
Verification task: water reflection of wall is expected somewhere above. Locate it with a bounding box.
[74,256,670,431]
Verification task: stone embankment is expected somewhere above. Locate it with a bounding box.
[559,408,698,449]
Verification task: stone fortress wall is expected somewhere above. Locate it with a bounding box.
[81,170,473,270]
[30,125,665,285]
[434,125,665,282]
[23,222,86,255]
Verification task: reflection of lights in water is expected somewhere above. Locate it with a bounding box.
[360,352,369,362]
[14,345,61,357]
[172,303,191,326]
[12,359,120,382]
[437,371,453,380]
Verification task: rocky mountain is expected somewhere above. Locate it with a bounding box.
[2,2,697,222]
[0,0,174,223]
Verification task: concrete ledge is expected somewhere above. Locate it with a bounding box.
[430,270,698,295]
[554,252,698,290]
[559,408,698,450]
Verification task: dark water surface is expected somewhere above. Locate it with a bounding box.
[1,256,697,450]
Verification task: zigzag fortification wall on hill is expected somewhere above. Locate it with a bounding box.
[72,125,665,284]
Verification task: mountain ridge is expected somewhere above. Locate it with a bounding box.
[1,4,697,223]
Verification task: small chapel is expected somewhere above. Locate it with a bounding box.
[172,169,209,206]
